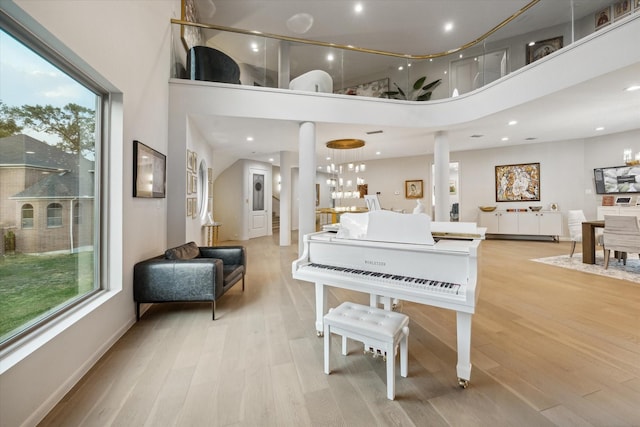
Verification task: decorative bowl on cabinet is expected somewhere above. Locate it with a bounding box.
[479,206,497,212]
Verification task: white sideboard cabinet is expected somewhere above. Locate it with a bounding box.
[597,206,640,220]
[478,211,562,240]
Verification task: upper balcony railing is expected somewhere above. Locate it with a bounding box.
[170,0,637,101]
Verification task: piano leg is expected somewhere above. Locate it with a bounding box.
[315,282,328,337]
[456,312,472,388]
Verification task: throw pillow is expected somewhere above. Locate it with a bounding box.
[165,241,200,260]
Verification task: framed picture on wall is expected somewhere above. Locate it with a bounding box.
[405,179,423,199]
[495,162,540,202]
[526,36,563,64]
[186,149,193,172]
[595,6,611,30]
[133,140,166,198]
[613,0,632,20]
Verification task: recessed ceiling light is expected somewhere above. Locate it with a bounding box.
[459,54,463,58]
[626,85,640,91]
[326,156,331,160]
[250,42,259,52]
[376,151,381,155]
[595,126,605,131]
[501,137,509,141]
[26,151,35,154]
[528,41,535,46]
[508,120,518,126]
[444,22,453,32]
[354,3,363,13]
[268,158,274,162]
[327,53,334,61]
[398,66,403,71]
[246,136,254,141]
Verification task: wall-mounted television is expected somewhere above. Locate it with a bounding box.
[594,165,640,194]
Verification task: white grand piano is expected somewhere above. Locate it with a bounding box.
[292,210,482,388]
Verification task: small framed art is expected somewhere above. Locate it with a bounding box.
[405,180,423,199]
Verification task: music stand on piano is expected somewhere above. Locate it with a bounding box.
[364,194,381,211]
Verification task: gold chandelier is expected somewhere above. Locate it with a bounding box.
[325,139,367,201]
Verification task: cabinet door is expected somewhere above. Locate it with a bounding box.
[619,207,640,221]
[478,212,500,233]
[597,206,619,220]
[498,212,518,234]
[538,212,562,235]
[517,212,539,234]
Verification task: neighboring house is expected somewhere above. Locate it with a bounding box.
[0,134,94,254]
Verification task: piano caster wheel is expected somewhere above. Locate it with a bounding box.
[458,378,469,389]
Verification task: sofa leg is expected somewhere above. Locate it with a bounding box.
[136,303,140,321]
[212,300,216,320]
[242,275,245,291]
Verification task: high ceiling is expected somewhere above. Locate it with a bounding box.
[188,0,640,167]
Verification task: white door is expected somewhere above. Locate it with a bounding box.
[249,168,268,238]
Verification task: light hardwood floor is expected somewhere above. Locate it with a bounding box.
[40,235,640,426]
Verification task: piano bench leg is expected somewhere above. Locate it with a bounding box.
[323,302,410,400]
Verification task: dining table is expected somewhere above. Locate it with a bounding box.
[581,220,604,264]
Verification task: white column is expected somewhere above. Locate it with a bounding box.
[298,121,316,254]
[278,41,290,89]
[279,150,294,246]
[434,131,450,222]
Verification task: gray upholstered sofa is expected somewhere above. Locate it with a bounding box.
[133,242,246,320]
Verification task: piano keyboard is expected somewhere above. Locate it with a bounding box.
[304,262,464,296]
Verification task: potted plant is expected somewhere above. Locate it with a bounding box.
[381,76,442,101]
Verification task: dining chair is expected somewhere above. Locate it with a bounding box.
[602,215,640,269]
[567,210,604,258]
[567,210,586,257]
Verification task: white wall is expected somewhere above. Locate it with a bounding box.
[0,1,178,426]
[212,159,272,241]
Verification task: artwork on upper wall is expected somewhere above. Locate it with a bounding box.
[595,6,612,30]
[495,162,540,202]
[613,0,632,20]
[405,179,423,199]
[335,78,389,98]
[526,36,563,64]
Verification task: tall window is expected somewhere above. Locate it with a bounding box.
[46,203,63,228]
[21,204,34,229]
[0,20,103,347]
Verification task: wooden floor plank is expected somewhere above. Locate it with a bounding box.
[37,235,640,427]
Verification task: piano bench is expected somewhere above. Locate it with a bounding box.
[323,302,409,400]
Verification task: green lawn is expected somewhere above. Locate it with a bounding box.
[0,252,94,339]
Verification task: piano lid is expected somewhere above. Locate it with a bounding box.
[336,210,435,245]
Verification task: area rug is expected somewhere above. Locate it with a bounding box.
[531,253,640,284]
